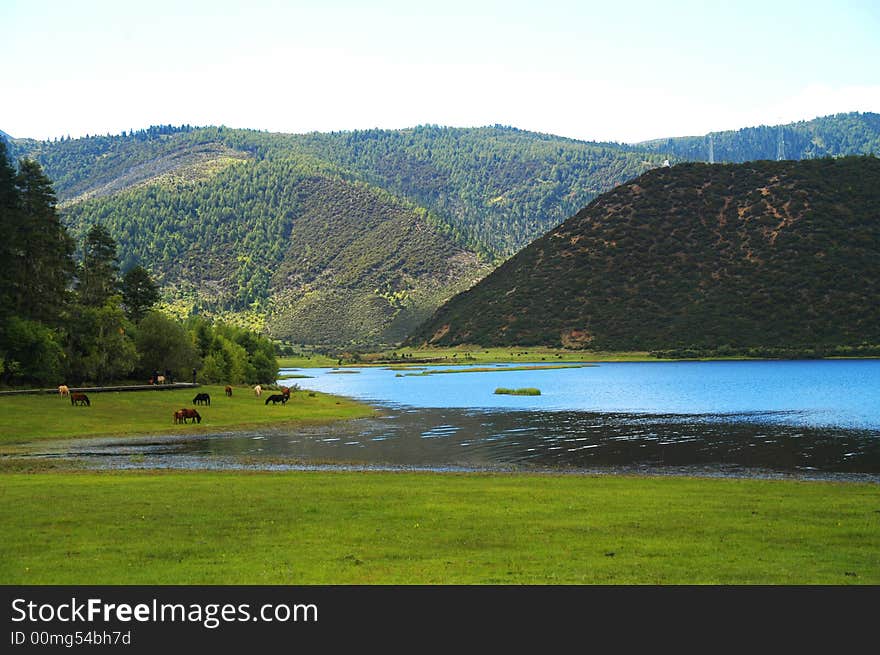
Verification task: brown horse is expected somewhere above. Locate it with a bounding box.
[70,392,90,406]
[175,408,201,424]
[225,385,233,397]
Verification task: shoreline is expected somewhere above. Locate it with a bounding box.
[278,349,880,369]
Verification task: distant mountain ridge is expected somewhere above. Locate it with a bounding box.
[407,156,880,352]
[638,111,880,163]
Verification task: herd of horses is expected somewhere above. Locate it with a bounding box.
[57,383,296,424]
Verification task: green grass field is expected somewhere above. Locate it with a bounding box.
[0,385,375,447]
[1,469,877,584]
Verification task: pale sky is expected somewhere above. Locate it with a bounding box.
[3,0,879,143]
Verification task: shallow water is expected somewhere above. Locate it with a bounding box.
[32,360,880,481]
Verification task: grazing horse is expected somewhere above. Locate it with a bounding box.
[58,384,70,398]
[70,392,90,406]
[253,384,262,397]
[156,375,166,385]
[193,393,211,406]
[225,385,233,397]
[265,393,288,405]
[175,408,201,424]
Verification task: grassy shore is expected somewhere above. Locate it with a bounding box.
[0,468,877,584]
[277,348,661,369]
[400,364,587,376]
[0,385,375,447]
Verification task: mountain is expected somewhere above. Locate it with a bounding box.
[277,125,667,256]
[4,114,880,347]
[59,151,492,345]
[4,125,666,344]
[638,111,880,164]
[407,156,880,353]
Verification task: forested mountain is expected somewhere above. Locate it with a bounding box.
[10,124,669,256]
[63,159,491,345]
[5,113,879,347]
[279,126,667,256]
[638,112,880,164]
[4,124,664,344]
[407,156,880,353]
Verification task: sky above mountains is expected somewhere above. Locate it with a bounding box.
[4,0,879,143]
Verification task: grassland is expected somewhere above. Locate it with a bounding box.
[0,385,375,447]
[278,353,340,368]
[0,468,877,584]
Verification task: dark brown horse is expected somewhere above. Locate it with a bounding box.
[265,394,288,405]
[225,385,233,397]
[193,393,211,406]
[70,392,90,406]
[175,408,201,424]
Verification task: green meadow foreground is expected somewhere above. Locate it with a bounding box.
[0,385,375,446]
[1,387,877,585]
[0,467,877,584]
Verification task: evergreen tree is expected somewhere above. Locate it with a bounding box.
[78,223,119,307]
[12,158,75,325]
[0,140,18,318]
[121,264,160,322]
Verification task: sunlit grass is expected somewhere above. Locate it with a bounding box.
[0,385,375,447]
[1,470,877,584]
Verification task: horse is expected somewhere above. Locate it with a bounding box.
[176,408,201,424]
[58,384,70,398]
[193,393,211,406]
[156,375,166,385]
[70,392,90,406]
[253,385,262,397]
[265,394,288,405]
[225,385,233,397]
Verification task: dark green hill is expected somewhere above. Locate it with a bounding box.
[407,156,880,352]
[638,112,880,163]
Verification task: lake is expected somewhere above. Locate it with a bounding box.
[64,360,880,481]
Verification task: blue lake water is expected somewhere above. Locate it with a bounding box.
[297,360,880,431]
[60,360,880,481]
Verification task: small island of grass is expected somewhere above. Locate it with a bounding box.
[494,387,541,396]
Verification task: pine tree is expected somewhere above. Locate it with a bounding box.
[121,264,160,322]
[0,140,18,317]
[13,158,75,325]
[78,224,120,307]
